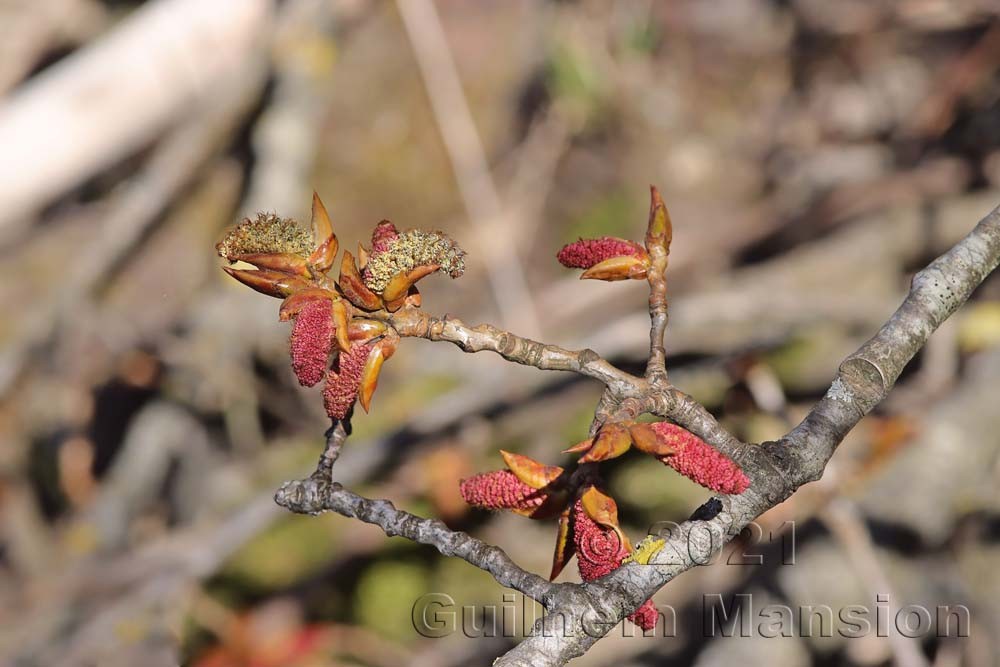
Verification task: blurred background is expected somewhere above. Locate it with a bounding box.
[2,0,1000,665]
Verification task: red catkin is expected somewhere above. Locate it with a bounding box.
[459,470,545,513]
[322,343,372,419]
[556,237,644,269]
[572,500,629,580]
[650,422,750,494]
[370,221,399,254]
[629,600,660,632]
[571,501,657,630]
[289,300,334,387]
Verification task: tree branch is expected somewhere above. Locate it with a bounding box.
[275,418,570,608]
[381,307,749,461]
[646,386,747,462]
[275,475,568,605]
[382,308,639,394]
[786,201,1000,475]
[272,189,999,666]
[493,203,1000,666]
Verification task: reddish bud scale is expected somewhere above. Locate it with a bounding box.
[650,422,750,494]
[459,470,545,513]
[571,501,656,630]
[289,300,334,387]
[322,343,372,419]
[557,237,644,269]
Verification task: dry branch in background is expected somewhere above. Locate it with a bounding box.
[5,5,1000,665]
[396,0,541,337]
[0,0,271,232]
[216,183,1000,665]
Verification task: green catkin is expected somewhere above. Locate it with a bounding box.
[216,213,313,261]
[363,229,466,292]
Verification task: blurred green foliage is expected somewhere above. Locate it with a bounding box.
[610,456,704,522]
[565,190,638,242]
[354,560,430,642]
[220,515,341,590]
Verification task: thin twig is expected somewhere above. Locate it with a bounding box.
[380,308,640,392]
[276,192,1000,665]
[821,498,930,667]
[275,476,566,607]
[492,202,1000,666]
[644,188,673,382]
